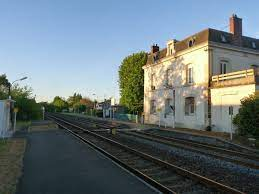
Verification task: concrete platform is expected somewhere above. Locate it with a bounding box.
[16,129,157,194]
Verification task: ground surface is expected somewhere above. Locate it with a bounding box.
[16,129,157,194]
[0,138,26,194]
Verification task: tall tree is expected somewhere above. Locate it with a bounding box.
[11,85,41,120]
[118,52,147,113]
[52,96,68,112]
[67,93,82,108]
[0,74,10,99]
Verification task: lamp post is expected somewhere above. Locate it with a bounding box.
[7,76,27,132]
[92,93,96,116]
[8,76,28,99]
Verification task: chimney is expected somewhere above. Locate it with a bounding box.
[229,14,242,45]
[151,44,159,54]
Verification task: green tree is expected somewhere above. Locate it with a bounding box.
[38,101,55,112]
[118,52,147,113]
[0,74,10,99]
[52,96,68,112]
[11,85,41,120]
[233,91,259,136]
[67,93,82,112]
[0,74,41,120]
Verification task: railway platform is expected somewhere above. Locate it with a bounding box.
[15,128,157,194]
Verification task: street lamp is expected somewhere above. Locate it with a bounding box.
[8,77,28,99]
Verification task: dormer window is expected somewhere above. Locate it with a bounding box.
[188,38,195,47]
[221,35,227,42]
[153,54,159,62]
[252,41,256,49]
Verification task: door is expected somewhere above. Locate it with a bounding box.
[220,95,234,132]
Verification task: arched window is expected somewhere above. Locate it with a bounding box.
[188,38,195,47]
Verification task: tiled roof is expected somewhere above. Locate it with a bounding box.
[146,28,259,65]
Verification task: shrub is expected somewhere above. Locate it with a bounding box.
[233,91,259,136]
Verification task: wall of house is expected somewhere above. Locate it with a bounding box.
[144,43,209,129]
[211,84,256,132]
[211,45,259,75]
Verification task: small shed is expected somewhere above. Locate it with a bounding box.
[0,99,15,137]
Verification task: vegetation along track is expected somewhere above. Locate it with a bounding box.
[47,113,244,194]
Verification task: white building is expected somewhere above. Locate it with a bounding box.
[0,99,15,137]
[143,15,259,132]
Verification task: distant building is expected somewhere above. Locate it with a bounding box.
[143,14,259,132]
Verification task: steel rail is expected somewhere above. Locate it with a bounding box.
[48,114,245,194]
[135,131,259,159]
[119,131,259,170]
[54,120,174,194]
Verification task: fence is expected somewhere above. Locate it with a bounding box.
[114,113,137,122]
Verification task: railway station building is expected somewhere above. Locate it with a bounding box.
[143,14,259,132]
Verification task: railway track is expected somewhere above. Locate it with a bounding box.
[47,113,244,194]
[53,113,259,170]
[118,130,259,170]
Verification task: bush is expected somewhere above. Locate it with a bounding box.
[233,91,259,136]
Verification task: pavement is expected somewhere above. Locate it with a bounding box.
[16,129,157,194]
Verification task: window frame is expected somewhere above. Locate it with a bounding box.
[185,97,195,116]
[165,69,172,86]
[164,98,173,115]
[220,60,228,74]
[186,66,194,84]
[150,100,156,114]
[151,73,155,90]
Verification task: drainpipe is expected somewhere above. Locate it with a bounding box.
[208,46,213,128]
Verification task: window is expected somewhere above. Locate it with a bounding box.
[153,54,159,62]
[188,38,195,47]
[186,66,193,84]
[220,60,228,74]
[185,97,195,115]
[151,73,155,90]
[252,42,256,49]
[165,98,173,115]
[150,100,156,114]
[221,35,227,42]
[165,69,172,86]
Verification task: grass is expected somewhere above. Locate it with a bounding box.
[0,138,26,194]
[0,140,8,152]
[16,121,31,130]
[233,135,259,149]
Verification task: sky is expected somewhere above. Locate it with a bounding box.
[1,0,259,102]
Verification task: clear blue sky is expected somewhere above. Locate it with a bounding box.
[1,0,259,102]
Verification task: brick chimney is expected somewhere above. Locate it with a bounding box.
[151,44,159,54]
[229,14,242,46]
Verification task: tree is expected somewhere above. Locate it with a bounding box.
[0,74,10,99]
[52,96,68,112]
[118,52,147,113]
[0,74,42,120]
[38,102,55,112]
[11,85,41,120]
[67,93,83,112]
[80,98,94,108]
[233,91,259,136]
